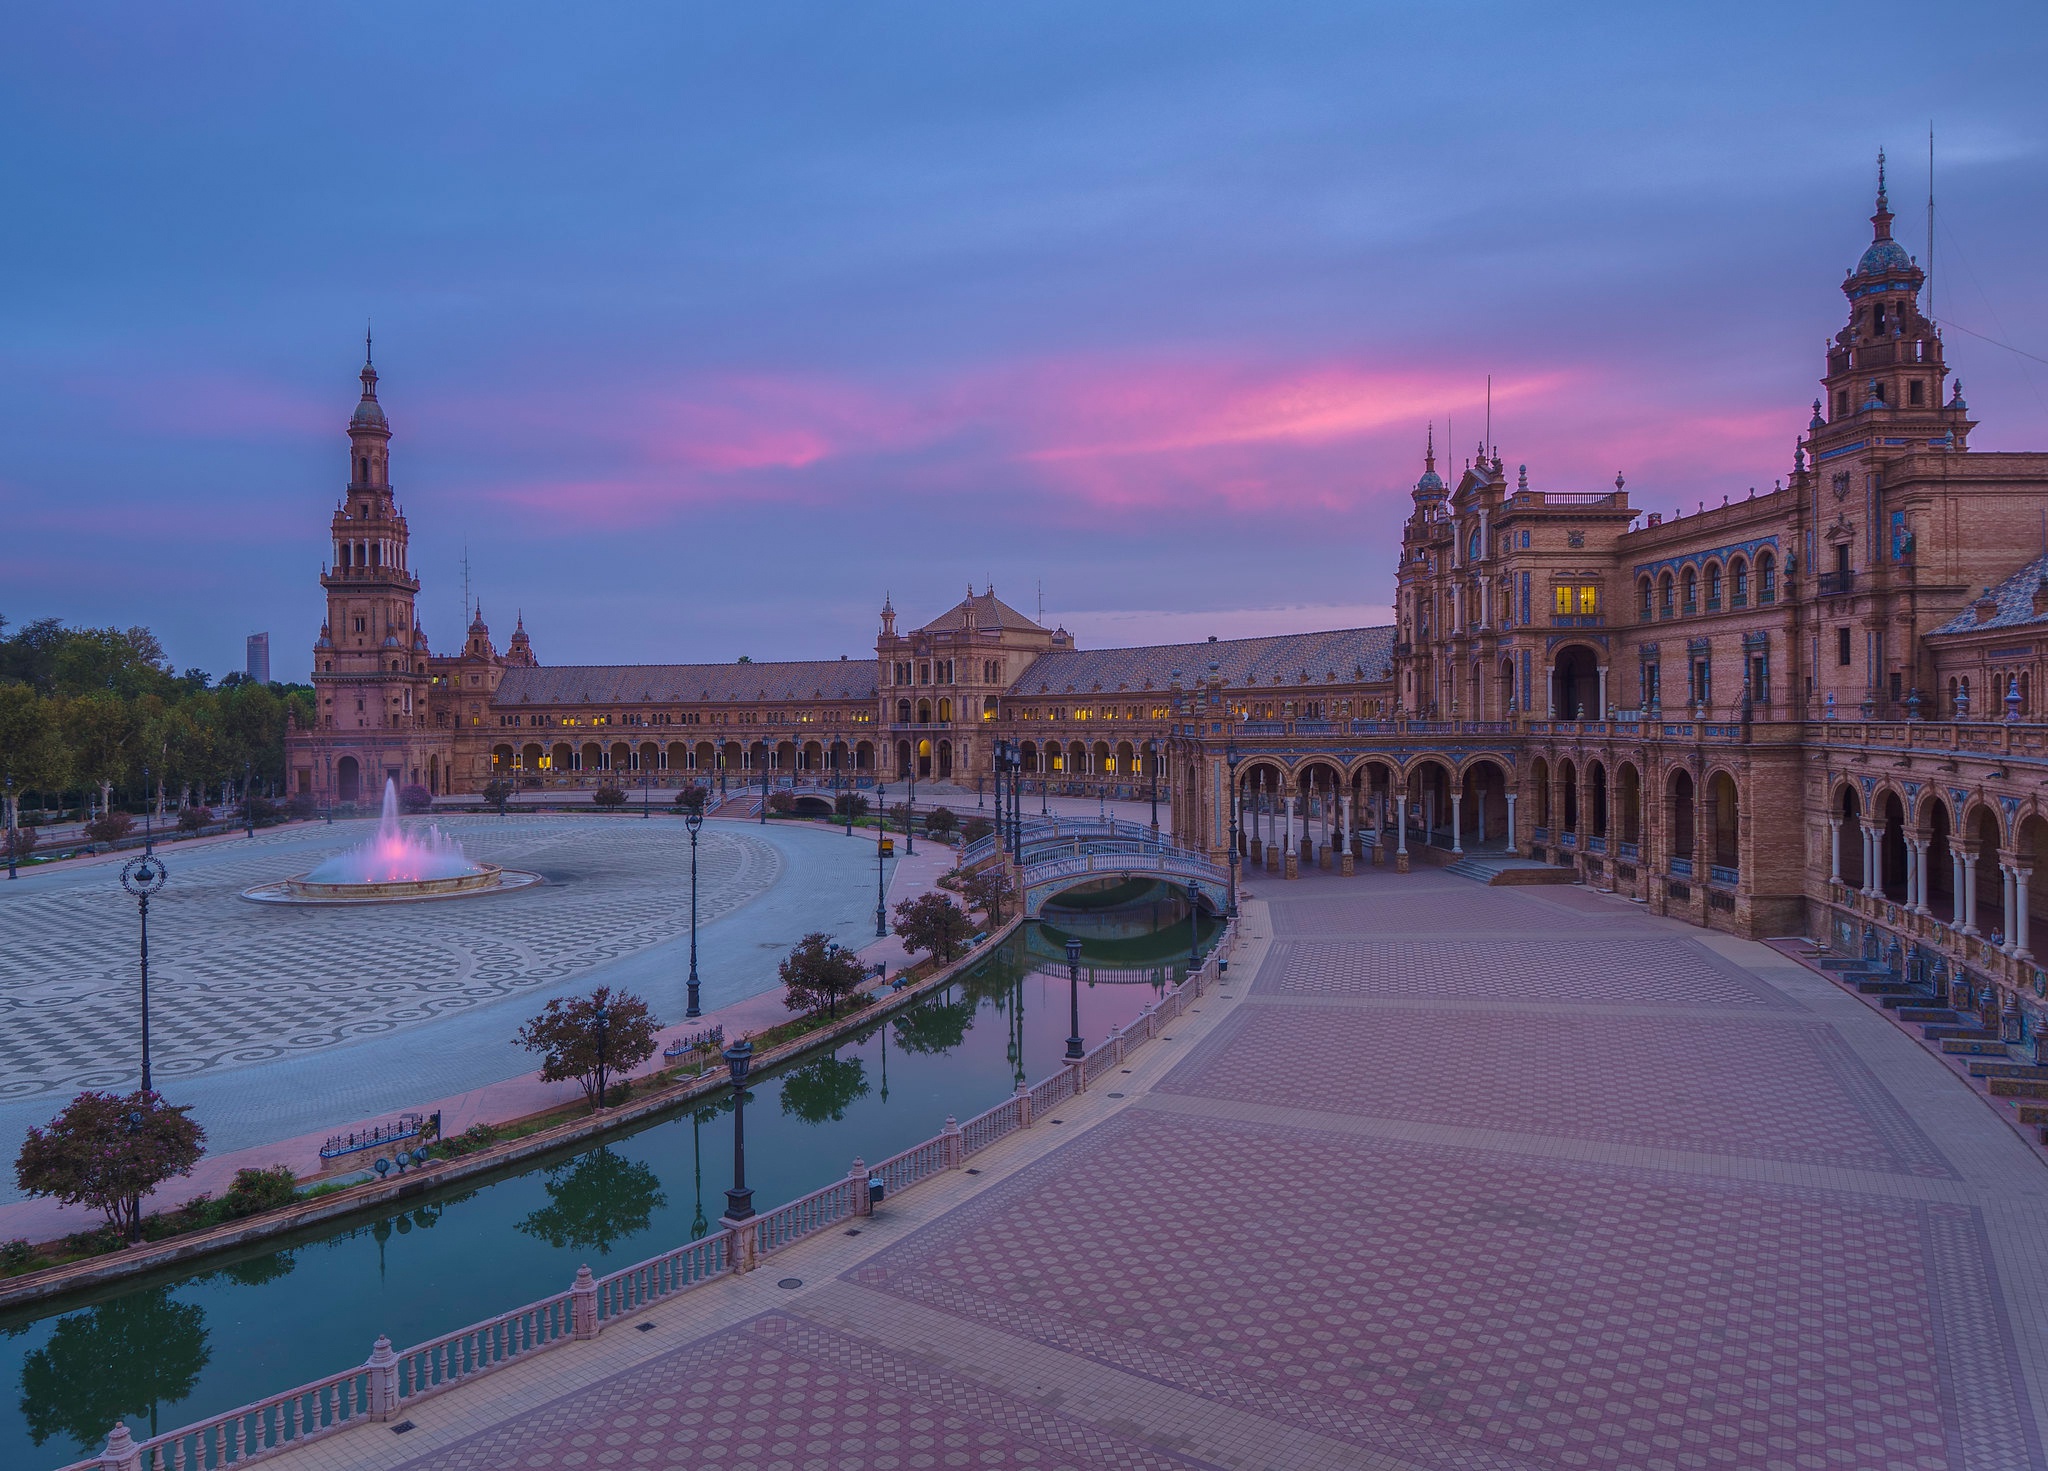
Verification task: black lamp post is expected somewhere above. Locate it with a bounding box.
[1225,738,1241,916]
[120,851,168,1093]
[685,803,704,1018]
[905,762,916,855]
[722,1039,755,1221]
[243,759,255,837]
[1187,881,1201,967]
[758,743,768,824]
[689,1105,710,1241]
[992,739,1006,846]
[1064,937,1085,1060]
[875,788,890,938]
[5,774,15,881]
[593,995,611,1109]
[641,766,651,819]
[1148,738,1160,834]
[1008,744,1023,861]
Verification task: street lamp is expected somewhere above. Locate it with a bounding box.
[120,852,169,1093]
[875,788,890,938]
[905,760,917,855]
[722,1039,755,1221]
[641,766,651,819]
[1007,743,1023,861]
[758,743,768,825]
[243,759,255,837]
[1148,738,1160,835]
[685,803,704,1018]
[1064,937,1085,1060]
[1187,881,1201,967]
[5,773,16,881]
[1225,737,1241,917]
[593,995,612,1109]
[991,739,1006,847]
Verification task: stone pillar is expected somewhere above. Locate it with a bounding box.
[1450,791,1464,854]
[1827,818,1841,884]
[1340,793,1355,875]
[1015,1079,1033,1128]
[941,1114,962,1169]
[1905,840,1924,914]
[850,1156,872,1215]
[2017,868,2034,959]
[1862,829,1879,898]
[1962,851,1981,935]
[1395,793,1409,872]
[571,1264,599,1336]
[365,1336,400,1421]
[1284,797,1300,879]
[1505,792,1518,852]
[1597,665,1609,719]
[1951,847,1967,928]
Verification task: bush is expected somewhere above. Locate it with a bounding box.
[592,784,628,810]
[0,1238,32,1271]
[923,806,958,838]
[834,792,870,819]
[245,795,280,825]
[82,811,134,844]
[440,1123,501,1158]
[960,815,993,845]
[481,779,513,806]
[673,783,709,812]
[1,824,38,861]
[767,790,796,814]
[176,805,214,833]
[288,791,319,819]
[220,1165,299,1220]
[398,784,433,814]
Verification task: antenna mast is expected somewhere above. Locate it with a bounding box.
[1927,123,1935,322]
[461,545,472,630]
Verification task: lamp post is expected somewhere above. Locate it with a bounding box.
[1225,737,1241,917]
[243,759,255,837]
[1187,882,1201,968]
[689,1105,710,1241]
[593,995,611,1109]
[641,767,651,819]
[120,852,168,1093]
[722,1039,755,1221]
[992,740,1006,849]
[1008,744,1023,861]
[758,743,768,825]
[685,803,704,1018]
[5,774,15,881]
[905,762,916,855]
[1148,738,1159,835]
[1064,937,1085,1060]
[875,783,890,937]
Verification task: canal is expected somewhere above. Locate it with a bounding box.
[2,892,1219,1468]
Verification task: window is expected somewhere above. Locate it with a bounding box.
[1872,302,1887,334]
[1835,543,1851,579]
[1705,565,1721,610]
[1555,586,1572,615]
[1659,573,1674,618]
[1910,379,1924,405]
[1836,390,1848,417]
[1837,627,1852,667]
[1639,578,1653,619]
[1731,559,1748,607]
[1758,553,1776,604]
[1577,586,1597,614]
[1520,531,1531,549]
[1682,568,1698,613]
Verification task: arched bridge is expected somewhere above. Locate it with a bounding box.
[959,815,1228,918]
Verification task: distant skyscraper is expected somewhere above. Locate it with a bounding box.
[246,632,271,685]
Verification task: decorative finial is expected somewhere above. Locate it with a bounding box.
[1614,471,1625,494]
[365,319,373,367]
[1876,147,1887,210]
[1517,464,1528,492]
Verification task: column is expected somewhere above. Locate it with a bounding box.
[2016,868,2033,958]
[1284,796,1299,879]
[1904,840,1923,914]
[1395,795,1409,855]
[1827,818,1842,884]
[1505,792,1518,851]
[1597,666,1609,720]
[1950,847,1966,928]
[1450,791,1464,854]
[1476,786,1487,844]
[1962,851,1980,935]
[2002,864,2019,953]
[1862,830,1878,898]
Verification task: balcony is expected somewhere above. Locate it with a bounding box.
[1817,570,1855,596]
[1669,857,1694,878]
[1709,864,1740,886]
[1617,841,1641,861]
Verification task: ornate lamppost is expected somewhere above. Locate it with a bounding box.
[1007,742,1023,861]
[1065,937,1085,1060]
[875,782,890,938]
[722,1039,755,1221]
[1187,881,1202,967]
[1148,738,1160,835]
[5,773,16,881]
[1225,736,1241,917]
[905,760,917,855]
[991,739,1006,848]
[243,759,255,837]
[592,994,612,1109]
[641,766,651,818]
[758,743,768,825]
[685,802,704,1018]
[120,851,169,1092]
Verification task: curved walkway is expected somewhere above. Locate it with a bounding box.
[195,865,2048,1471]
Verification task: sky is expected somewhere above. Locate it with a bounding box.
[3,3,2045,682]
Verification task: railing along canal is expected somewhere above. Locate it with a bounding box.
[63,918,1239,1471]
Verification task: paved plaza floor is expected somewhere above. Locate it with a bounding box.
[0,813,890,1203]
[248,862,2048,1471]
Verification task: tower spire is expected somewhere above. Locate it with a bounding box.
[1423,422,1436,477]
[365,319,373,367]
[1871,147,1894,241]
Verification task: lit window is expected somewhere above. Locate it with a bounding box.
[1577,586,1597,614]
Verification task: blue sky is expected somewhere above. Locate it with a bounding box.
[3,3,2044,679]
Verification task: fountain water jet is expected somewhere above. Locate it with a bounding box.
[243,779,541,904]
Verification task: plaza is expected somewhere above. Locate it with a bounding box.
[0,813,890,1209]
[229,862,2048,1471]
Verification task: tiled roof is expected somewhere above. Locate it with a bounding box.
[1930,556,2048,635]
[1006,626,1396,696]
[917,590,1048,634]
[497,660,878,706]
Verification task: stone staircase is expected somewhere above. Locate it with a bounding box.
[1443,853,1577,886]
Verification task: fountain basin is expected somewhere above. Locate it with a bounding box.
[242,865,543,905]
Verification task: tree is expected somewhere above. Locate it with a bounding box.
[957,865,1014,926]
[778,1055,869,1124]
[82,810,134,844]
[0,682,68,830]
[2,821,39,860]
[673,783,708,812]
[778,932,870,1019]
[60,690,133,817]
[398,783,432,813]
[767,789,796,814]
[18,1284,211,1450]
[481,778,513,806]
[834,792,869,819]
[591,783,628,810]
[923,805,958,838]
[514,987,659,1106]
[16,1090,207,1242]
[516,1146,666,1253]
[894,891,974,964]
[959,815,993,845]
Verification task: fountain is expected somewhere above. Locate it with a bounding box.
[243,779,540,904]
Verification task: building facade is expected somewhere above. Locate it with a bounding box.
[290,165,2048,1027]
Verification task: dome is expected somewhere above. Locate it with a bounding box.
[1412,469,1446,501]
[1857,238,1912,277]
[352,397,387,429]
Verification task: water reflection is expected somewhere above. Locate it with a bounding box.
[778,1055,870,1124]
[892,993,976,1054]
[17,1286,210,1452]
[517,1148,667,1255]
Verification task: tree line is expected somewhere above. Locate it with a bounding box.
[0,614,313,834]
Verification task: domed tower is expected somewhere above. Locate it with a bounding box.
[1410,424,1448,521]
[506,612,537,668]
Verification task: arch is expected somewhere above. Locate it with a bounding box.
[1529,756,1552,829]
[917,698,932,724]
[2020,813,2048,958]
[776,739,797,772]
[1923,793,1955,922]
[609,741,630,771]
[1459,757,1511,849]
[1658,571,1675,618]
[896,698,912,724]
[552,741,574,773]
[1837,784,1865,889]
[1757,550,1777,603]
[1550,644,1600,719]
[336,755,361,804]
[1706,770,1739,874]
[1878,790,1908,902]
[1637,575,1653,621]
[1667,768,1696,863]
[1406,756,1456,847]
[1681,566,1698,613]
[666,740,687,771]
[937,739,953,778]
[1093,740,1111,775]
[1587,760,1609,839]
[1068,740,1086,775]
[1498,655,1516,714]
[803,740,824,771]
[855,740,874,772]
[1966,802,2004,937]
[936,697,952,723]
[1560,758,1580,835]
[1703,559,1723,609]
[1020,739,1039,773]
[916,737,932,777]
[721,740,743,771]
[1729,556,1749,607]
[638,740,658,772]
[521,741,543,774]
[695,739,716,772]
[1616,762,1642,845]
[583,742,604,774]
[1116,740,1136,777]
[491,743,514,773]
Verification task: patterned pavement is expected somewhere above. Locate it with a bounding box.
[256,865,2048,1471]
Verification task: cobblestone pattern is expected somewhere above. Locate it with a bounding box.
[1155,1004,1958,1177]
[0,819,778,1099]
[1263,886,1661,937]
[1267,937,1799,1009]
[387,1311,1220,1471]
[854,1107,2027,1471]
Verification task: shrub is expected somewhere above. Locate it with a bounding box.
[779,933,870,1019]
[673,783,709,812]
[1,824,38,860]
[767,790,796,814]
[959,815,993,845]
[592,784,628,810]
[176,805,214,833]
[220,1165,299,1220]
[82,811,134,844]
[399,784,433,814]
[481,779,513,806]
[287,791,319,819]
[833,792,870,819]
[245,795,280,825]
[923,806,958,838]
[440,1123,501,1158]
[893,892,974,964]
[15,1089,207,1242]
[0,1238,32,1271]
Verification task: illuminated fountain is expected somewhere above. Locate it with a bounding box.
[244,779,540,904]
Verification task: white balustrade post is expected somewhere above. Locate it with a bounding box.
[1450,792,1464,854]
[1827,818,1842,884]
[1015,1079,1033,1128]
[1109,1024,1125,1066]
[941,1115,962,1169]
[571,1265,599,1338]
[99,1424,142,1471]
[365,1334,400,1421]
[850,1155,871,1216]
